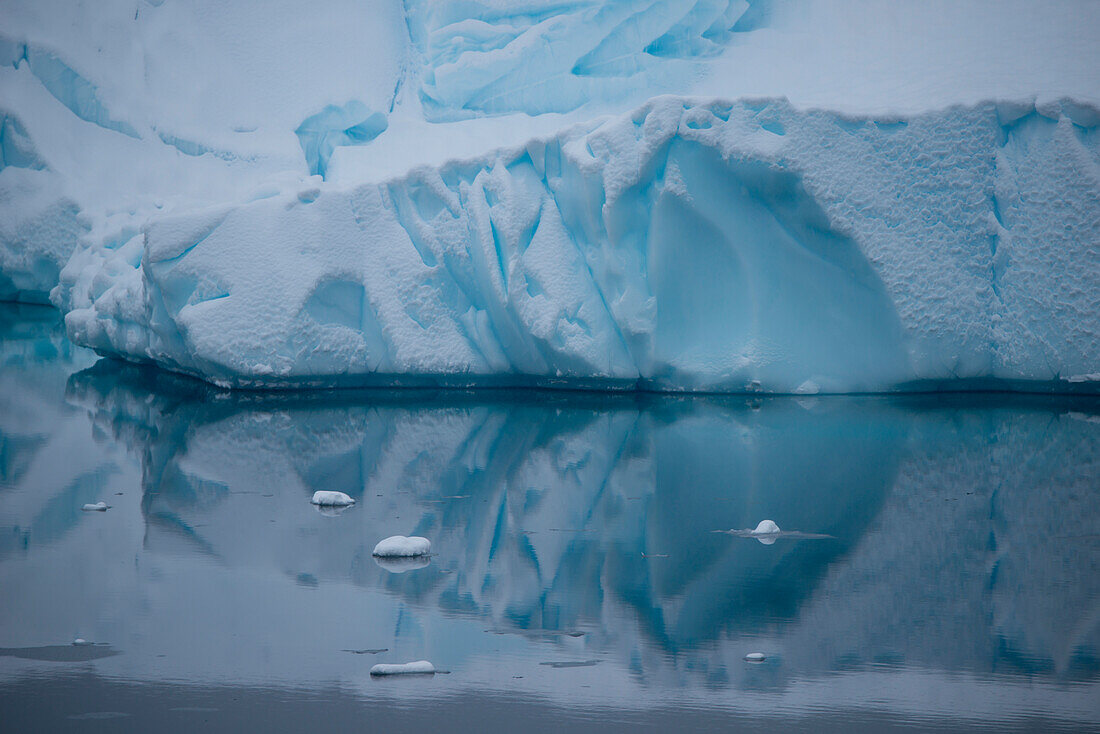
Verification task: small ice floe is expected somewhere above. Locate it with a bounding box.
[373,554,430,573]
[311,491,355,507]
[753,519,780,533]
[370,660,436,676]
[81,502,109,512]
[372,535,431,557]
[72,638,92,646]
[744,652,766,663]
[749,520,781,545]
[715,520,832,545]
[794,379,820,395]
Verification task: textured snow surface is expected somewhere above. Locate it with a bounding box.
[60,97,1100,392]
[1,0,1099,392]
[373,535,432,557]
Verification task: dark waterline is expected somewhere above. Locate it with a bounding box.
[1,303,1098,731]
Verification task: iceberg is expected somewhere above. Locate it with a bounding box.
[0,0,1097,394]
[59,97,1100,393]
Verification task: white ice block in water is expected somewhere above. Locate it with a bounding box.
[310,491,355,507]
[370,660,436,676]
[751,520,780,545]
[81,502,108,511]
[744,652,766,663]
[72,638,91,646]
[794,380,820,395]
[752,520,780,535]
[373,535,431,557]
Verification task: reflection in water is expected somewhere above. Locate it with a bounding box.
[0,304,1099,731]
[0,645,120,662]
[65,359,901,653]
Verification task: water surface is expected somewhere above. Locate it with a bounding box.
[1,304,1098,732]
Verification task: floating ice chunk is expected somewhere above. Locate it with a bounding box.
[369,660,435,676]
[794,380,820,395]
[72,638,91,646]
[372,535,431,557]
[310,491,355,507]
[752,520,780,535]
[717,522,831,545]
[751,520,780,545]
[81,502,109,511]
[744,652,766,663]
[374,554,431,573]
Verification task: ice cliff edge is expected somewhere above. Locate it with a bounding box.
[56,96,1100,393]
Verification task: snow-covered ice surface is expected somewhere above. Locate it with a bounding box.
[373,535,432,557]
[1,0,1099,392]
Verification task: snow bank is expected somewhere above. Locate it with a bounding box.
[372,535,431,557]
[370,660,436,676]
[60,97,1100,393]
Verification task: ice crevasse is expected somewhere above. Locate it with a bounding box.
[57,96,1100,393]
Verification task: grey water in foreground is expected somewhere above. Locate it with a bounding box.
[1,303,1098,732]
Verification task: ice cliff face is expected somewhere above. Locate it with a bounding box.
[59,98,1100,392]
[1,0,1099,392]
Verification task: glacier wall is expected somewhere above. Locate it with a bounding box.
[59,97,1100,392]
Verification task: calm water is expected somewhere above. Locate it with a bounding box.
[1,303,1098,732]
